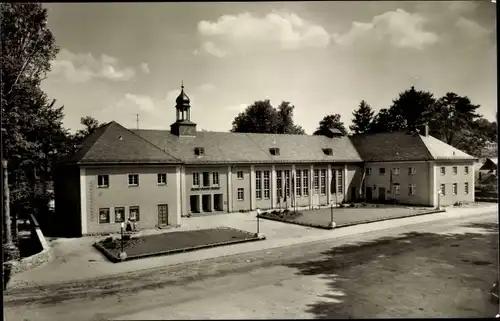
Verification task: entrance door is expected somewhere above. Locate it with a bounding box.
[190,195,200,213]
[378,187,386,201]
[350,187,357,202]
[157,204,168,226]
[213,194,223,211]
[202,194,212,212]
[366,187,373,201]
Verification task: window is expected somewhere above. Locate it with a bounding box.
[302,170,309,196]
[202,172,210,187]
[464,182,469,194]
[194,147,205,156]
[98,175,109,188]
[263,171,270,199]
[276,170,283,198]
[452,166,457,175]
[440,167,446,175]
[379,168,386,175]
[313,169,319,193]
[393,183,400,195]
[114,207,125,223]
[128,174,139,187]
[192,172,200,186]
[440,184,446,196]
[453,183,458,195]
[296,170,302,197]
[256,170,262,199]
[212,172,220,186]
[157,173,167,185]
[322,148,333,156]
[269,148,280,156]
[408,167,416,175]
[237,188,244,201]
[129,206,140,221]
[365,168,372,176]
[237,171,244,179]
[99,208,110,224]
[393,168,400,175]
[337,170,343,194]
[284,170,290,197]
[464,166,469,175]
[408,184,416,195]
[320,169,326,195]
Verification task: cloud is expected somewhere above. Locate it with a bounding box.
[455,17,492,38]
[332,9,439,50]
[50,49,136,82]
[140,62,150,74]
[226,103,250,112]
[199,83,216,93]
[196,12,330,57]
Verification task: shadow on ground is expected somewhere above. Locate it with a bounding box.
[284,222,499,318]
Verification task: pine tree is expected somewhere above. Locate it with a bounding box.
[350,100,374,134]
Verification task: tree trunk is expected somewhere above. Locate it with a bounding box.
[2,159,20,261]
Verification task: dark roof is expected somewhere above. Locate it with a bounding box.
[63,122,181,165]
[176,86,190,107]
[350,131,475,162]
[132,130,362,164]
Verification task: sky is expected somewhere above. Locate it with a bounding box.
[42,1,497,134]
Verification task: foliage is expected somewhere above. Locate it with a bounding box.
[72,116,106,144]
[1,3,68,223]
[313,114,348,136]
[350,100,374,134]
[231,100,305,134]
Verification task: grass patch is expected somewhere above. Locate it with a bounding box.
[94,227,264,263]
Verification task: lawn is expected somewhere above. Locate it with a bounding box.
[94,227,263,263]
[259,205,443,229]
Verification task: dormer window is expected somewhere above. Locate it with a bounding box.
[269,148,280,156]
[322,148,333,156]
[194,147,205,156]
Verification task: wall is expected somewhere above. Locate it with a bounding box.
[346,165,363,202]
[53,164,82,237]
[84,165,180,234]
[254,165,274,210]
[185,166,229,214]
[364,161,431,206]
[231,165,251,212]
[435,161,475,206]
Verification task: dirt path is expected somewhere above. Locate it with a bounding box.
[5,212,499,320]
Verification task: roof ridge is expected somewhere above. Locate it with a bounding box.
[78,122,114,162]
[416,134,436,160]
[114,122,183,162]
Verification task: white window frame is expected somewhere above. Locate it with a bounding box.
[128,174,139,187]
[302,170,309,196]
[408,184,416,195]
[284,170,290,197]
[452,166,458,175]
[129,206,140,222]
[237,188,244,201]
[408,167,416,175]
[313,169,319,194]
[192,172,200,187]
[99,208,110,224]
[464,166,469,175]
[440,184,446,196]
[320,169,326,195]
[202,172,210,187]
[256,170,262,199]
[464,182,469,194]
[393,183,400,195]
[276,170,283,198]
[393,168,400,175]
[212,172,220,186]
[453,183,458,195]
[440,167,446,176]
[295,170,302,197]
[366,168,372,176]
[263,171,270,199]
[114,207,125,223]
[337,170,343,194]
[157,173,167,185]
[97,175,109,188]
[236,171,244,179]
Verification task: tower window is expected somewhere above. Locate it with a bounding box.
[269,148,280,156]
[194,147,205,156]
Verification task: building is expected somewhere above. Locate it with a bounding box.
[54,86,477,236]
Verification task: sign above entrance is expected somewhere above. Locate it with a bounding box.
[191,187,221,191]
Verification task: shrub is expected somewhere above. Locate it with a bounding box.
[339,204,345,208]
[453,201,463,207]
[349,203,355,208]
[361,202,367,207]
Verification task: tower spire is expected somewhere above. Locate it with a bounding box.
[181,80,184,90]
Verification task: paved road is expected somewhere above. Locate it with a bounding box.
[5,210,499,320]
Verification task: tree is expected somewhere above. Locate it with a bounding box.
[350,100,374,134]
[1,3,68,251]
[313,114,348,136]
[231,100,305,134]
[388,86,436,133]
[73,116,105,143]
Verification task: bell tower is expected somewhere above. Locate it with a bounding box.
[170,82,197,136]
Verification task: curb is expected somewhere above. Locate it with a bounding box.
[258,209,446,230]
[94,228,266,263]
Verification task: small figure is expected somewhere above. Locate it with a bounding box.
[125,219,133,232]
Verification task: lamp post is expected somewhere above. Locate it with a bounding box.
[255,209,264,239]
[437,189,442,210]
[119,222,127,261]
[328,200,336,229]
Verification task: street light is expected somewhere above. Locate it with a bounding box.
[119,222,127,261]
[437,189,442,210]
[255,209,264,239]
[328,201,336,229]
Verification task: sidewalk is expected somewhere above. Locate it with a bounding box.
[7,203,497,289]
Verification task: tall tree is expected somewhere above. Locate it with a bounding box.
[1,3,68,249]
[313,114,348,136]
[388,86,436,132]
[73,116,105,143]
[231,100,305,134]
[350,100,374,134]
